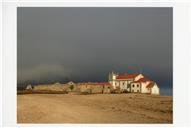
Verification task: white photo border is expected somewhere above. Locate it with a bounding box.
[2,1,191,127]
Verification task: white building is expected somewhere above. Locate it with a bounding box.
[67,81,75,85]
[26,84,32,90]
[108,72,160,95]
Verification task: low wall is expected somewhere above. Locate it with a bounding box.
[33,84,68,91]
[29,83,113,94]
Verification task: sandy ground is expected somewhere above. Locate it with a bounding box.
[17,94,172,124]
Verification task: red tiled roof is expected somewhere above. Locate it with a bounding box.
[116,74,139,79]
[133,78,150,83]
[80,82,111,86]
[146,82,155,88]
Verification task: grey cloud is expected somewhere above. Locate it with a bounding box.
[17,7,172,95]
[17,64,73,84]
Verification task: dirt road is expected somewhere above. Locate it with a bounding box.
[17,94,172,123]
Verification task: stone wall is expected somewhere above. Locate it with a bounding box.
[31,82,113,94]
[33,83,68,92]
[77,83,112,94]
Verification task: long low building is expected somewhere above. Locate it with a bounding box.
[76,82,112,94]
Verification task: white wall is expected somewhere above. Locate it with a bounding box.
[140,82,150,93]
[112,75,116,80]
[111,80,131,91]
[119,81,128,90]
[110,81,116,89]
[151,83,160,95]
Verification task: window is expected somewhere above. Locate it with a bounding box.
[137,84,139,87]
[137,90,139,93]
[132,84,134,87]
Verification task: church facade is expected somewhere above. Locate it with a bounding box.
[108,72,160,95]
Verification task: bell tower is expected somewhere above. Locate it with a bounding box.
[109,71,117,89]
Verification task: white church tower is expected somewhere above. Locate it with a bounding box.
[108,72,118,89]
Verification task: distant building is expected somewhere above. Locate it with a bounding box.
[26,84,32,90]
[67,81,75,86]
[77,82,112,94]
[109,72,160,95]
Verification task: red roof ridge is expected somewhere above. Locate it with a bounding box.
[132,77,150,83]
[85,82,111,85]
[78,82,111,86]
[116,73,140,79]
[146,82,155,88]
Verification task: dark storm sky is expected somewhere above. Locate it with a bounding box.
[17,7,172,94]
